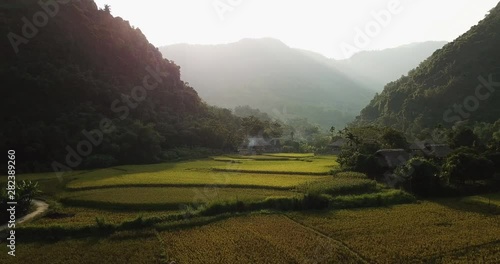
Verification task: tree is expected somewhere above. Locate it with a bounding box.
[448,127,478,149]
[395,157,440,196]
[104,4,111,14]
[330,126,336,140]
[442,152,494,184]
[381,128,408,149]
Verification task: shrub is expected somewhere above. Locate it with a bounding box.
[260,196,303,211]
[302,193,330,209]
[160,150,179,161]
[395,157,441,197]
[338,150,381,174]
[1,180,42,223]
[94,217,115,234]
[335,172,369,179]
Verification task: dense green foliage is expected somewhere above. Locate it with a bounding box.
[0,0,250,172]
[442,151,495,184]
[356,3,500,135]
[336,126,408,173]
[394,157,441,197]
[1,180,41,223]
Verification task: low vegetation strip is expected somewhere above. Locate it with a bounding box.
[298,178,379,196]
[328,189,416,209]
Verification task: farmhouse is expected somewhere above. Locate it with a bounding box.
[238,137,282,155]
[424,144,452,159]
[410,142,452,159]
[375,149,410,170]
[329,138,348,154]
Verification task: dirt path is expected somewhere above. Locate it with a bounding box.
[0,200,49,232]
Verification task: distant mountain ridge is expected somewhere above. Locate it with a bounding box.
[334,41,448,92]
[161,39,446,128]
[161,38,375,129]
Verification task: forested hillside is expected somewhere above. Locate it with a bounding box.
[0,0,242,172]
[356,3,500,136]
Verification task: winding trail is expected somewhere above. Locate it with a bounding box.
[0,200,49,232]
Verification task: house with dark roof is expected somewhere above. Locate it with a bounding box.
[375,149,410,170]
[410,142,452,159]
[424,144,452,159]
[329,138,348,154]
[238,137,282,155]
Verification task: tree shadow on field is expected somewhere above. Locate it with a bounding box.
[432,197,500,216]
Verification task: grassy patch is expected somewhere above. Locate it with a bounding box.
[461,192,500,208]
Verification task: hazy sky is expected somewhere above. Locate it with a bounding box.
[94,0,498,59]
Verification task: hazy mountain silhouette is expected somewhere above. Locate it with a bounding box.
[161,38,375,129]
[333,41,448,92]
[161,39,446,128]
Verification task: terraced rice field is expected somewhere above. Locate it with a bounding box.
[0,230,161,264]
[3,155,498,263]
[158,214,365,263]
[264,153,316,158]
[211,156,338,174]
[66,158,334,190]
[62,187,300,209]
[67,170,330,190]
[289,200,500,263]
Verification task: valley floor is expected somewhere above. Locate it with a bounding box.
[0,154,499,263]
